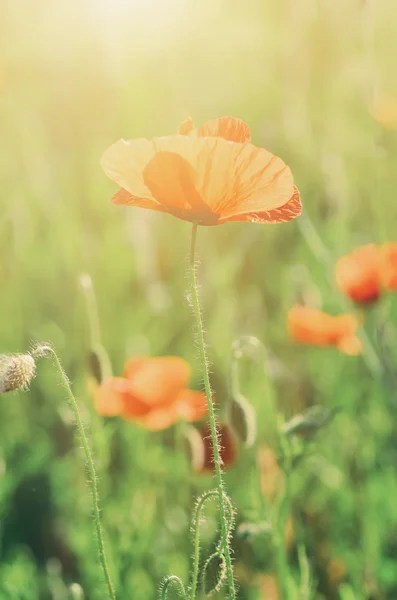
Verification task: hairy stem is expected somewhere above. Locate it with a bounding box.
[189,224,236,600]
[161,576,187,600]
[33,345,116,600]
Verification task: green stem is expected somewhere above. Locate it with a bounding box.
[189,224,236,600]
[79,274,112,381]
[33,345,116,600]
[161,576,187,600]
[274,483,291,600]
[274,433,293,600]
[190,490,234,600]
[190,491,217,600]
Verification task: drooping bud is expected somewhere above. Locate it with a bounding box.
[282,405,339,439]
[202,551,227,596]
[0,354,36,393]
[228,392,257,448]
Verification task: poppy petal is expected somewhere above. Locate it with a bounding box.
[195,117,251,143]
[178,117,195,135]
[194,140,295,218]
[101,138,156,200]
[224,185,301,224]
[111,187,168,212]
[131,406,179,431]
[122,356,192,407]
[143,151,214,221]
[123,356,149,380]
[335,244,381,304]
[175,390,208,422]
[96,377,148,417]
[336,336,362,356]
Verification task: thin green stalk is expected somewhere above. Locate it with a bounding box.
[161,576,187,600]
[274,432,293,600]
[274,482,292,600]
[190,491,217,600]
[298,543,311,600]
[33,345,116,600]
[79,274,112,381]
[189,224,236,600]
[190,491,234,600]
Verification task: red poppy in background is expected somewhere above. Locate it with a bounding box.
[196,423,238,473]
[288,306,362,355]
[336,243,397,304]
[95,356,207,431]
[101,116,301,226]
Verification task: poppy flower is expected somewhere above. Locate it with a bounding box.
[287,306,362,355]
[336,243,397,304]
[101,116,301,226]
[335,244,381,304]
[193,423,238,473]
[95,356,208,431]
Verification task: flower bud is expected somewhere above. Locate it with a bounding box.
[0,354,36,393]
[228,392,257,448]
[282,406,339,439]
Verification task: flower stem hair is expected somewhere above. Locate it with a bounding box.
[189,224,236,600]
[32,344,116,600]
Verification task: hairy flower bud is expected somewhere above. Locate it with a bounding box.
[0,354,36,393]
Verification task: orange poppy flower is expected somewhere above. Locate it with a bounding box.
[196,423,238,473]
[101,116,301,226]
[287,306,362,355]
[95,356,208,431]
[335,244,381,304]
[336,243,397,303]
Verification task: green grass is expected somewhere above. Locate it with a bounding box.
[1,0,397,598]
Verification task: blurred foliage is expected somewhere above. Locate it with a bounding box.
[1,0,397,598]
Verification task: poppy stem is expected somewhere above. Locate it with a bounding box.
[189,224,236,600]
[32,345,116,600]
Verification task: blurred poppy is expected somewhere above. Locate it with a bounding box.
[95,356,207,431]
[335,244,381,304]
[195,423,238,473]
[336,243,397,303]
[101,116,301,226]
[287,306,362,355]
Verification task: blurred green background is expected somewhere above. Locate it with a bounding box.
[2,0,397,598]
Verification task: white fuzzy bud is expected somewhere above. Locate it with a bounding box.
[0,354,36,393]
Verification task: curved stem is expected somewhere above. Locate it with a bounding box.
[190,491,217,600]
[33,345,116,600]
[161,576,187,600]
[190,490,234,600]
[189,224,236,600]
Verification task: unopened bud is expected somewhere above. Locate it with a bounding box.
[228,392,257,448]
[0,354,36,393]
[282,406,339,439]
